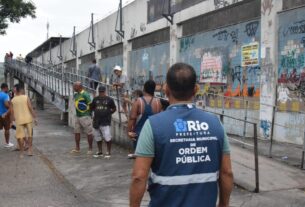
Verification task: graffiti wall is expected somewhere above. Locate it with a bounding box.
[98,55,123,84]
[278,7,305,112]
[129,43,170,93]
[179,19,261,109]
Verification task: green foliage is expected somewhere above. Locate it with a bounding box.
[0,0,36,35]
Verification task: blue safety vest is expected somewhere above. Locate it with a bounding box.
[148,104,224,207]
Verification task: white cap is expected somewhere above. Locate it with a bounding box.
[113,65,122,71]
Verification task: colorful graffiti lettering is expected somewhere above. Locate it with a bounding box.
[280,50,304,69]
[225,65,260,98]
[246,65,261,96]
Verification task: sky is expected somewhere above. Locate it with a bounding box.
[0,0,133,60]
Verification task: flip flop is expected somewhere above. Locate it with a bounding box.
[70,149,80,154]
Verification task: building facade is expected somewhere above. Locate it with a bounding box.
[29,0,305,145]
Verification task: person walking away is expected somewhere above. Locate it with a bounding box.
[0,83,14,148]
[125,90,143,158]
[112,65,128,118]
[87,59,101,91]
[72,82,94,155]
[129,63,233,207]
[127,80,161,158]
[91,86,116,158]
[11,84,36,157]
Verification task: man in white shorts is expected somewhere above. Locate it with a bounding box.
[91,86,116,158]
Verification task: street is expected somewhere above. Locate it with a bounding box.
[0,103,304,207]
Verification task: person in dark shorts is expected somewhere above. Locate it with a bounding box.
[127,80,161,155]
[91,85,116,158]
[0,83,13,148]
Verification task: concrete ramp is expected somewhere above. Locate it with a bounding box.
[231,144,305,192]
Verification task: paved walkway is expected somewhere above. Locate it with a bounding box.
[232,144,305,191]
[0,103,305,207]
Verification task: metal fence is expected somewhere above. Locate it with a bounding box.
[4,58,305,171]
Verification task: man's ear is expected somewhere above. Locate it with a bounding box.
[194,84,200,95]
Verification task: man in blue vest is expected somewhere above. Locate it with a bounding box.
[129,63,233,207]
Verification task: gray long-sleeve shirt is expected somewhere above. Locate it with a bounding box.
[88,64,101,81]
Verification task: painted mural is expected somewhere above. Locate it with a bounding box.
[179,20,261,109]
[129,43,170,94]
[98,55,123,85]
[278,7,305,112]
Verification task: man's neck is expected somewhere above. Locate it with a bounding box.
[168,97,194,105]
[143,92,153,97]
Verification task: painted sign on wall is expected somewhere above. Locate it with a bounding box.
[200,52,225,83]
[241,42,259,66]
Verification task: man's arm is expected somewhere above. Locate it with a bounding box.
[2,100,10,118]
[218,154,233,207]
[130,157,153,207]
[85,92,92,106]
[4,99,9,109]
[9,102,14,122]
[113,76,126,88]
[127,99,139,137]
[110,99,117,114]
[90,98,96,111]
[27,97,37,123]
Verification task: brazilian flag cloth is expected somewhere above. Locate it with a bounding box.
[74,90,92,117]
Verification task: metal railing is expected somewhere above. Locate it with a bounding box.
[198,91,305,170]
[4,59,305,171]
[206,110,260,192]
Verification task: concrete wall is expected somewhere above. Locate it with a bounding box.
[129,42,170,91]
[99,55,123,84]
[277,7,305,111]
[179,19,261,98]
[28,0,305,145]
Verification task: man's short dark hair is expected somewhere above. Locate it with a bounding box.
[1,83,8,89]
[144,80,156,96]
[92,59,96,64]
[14,83,24,93]
[166,63,197,101]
